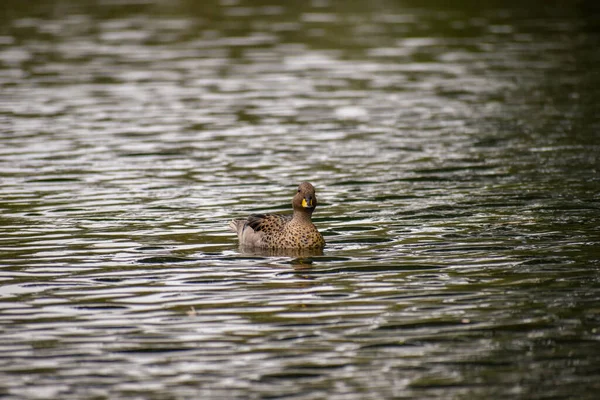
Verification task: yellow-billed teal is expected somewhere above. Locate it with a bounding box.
[229,182,325,249]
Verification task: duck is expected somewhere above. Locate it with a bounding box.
[229,182,325,250]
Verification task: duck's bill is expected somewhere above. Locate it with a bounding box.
[302,198,314,208]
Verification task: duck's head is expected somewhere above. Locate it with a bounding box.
[292,182,318,213]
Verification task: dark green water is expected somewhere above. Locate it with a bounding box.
[1,0,599,399]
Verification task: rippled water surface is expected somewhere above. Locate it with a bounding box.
[1,0,600,398]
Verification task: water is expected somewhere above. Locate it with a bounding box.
[1,0,600,398]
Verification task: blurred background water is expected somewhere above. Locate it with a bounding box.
[1,0,599,398]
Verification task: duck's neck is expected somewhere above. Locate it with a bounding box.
[292,210,313,223]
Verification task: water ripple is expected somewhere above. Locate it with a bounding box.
[1,1,599,399]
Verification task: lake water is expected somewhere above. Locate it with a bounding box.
[1,0,599,398]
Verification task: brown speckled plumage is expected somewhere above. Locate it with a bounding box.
[229,182,325,250]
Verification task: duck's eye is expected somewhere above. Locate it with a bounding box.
[297,189,301,193]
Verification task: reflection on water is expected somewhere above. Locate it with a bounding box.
[236,246,325,259]
[1,0,599,399]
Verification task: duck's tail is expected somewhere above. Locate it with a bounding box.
[228,219,245,235]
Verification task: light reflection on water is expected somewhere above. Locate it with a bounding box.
[1,0,600,398]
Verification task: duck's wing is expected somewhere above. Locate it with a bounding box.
[229,214,291,248]
[245,213,291,234]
